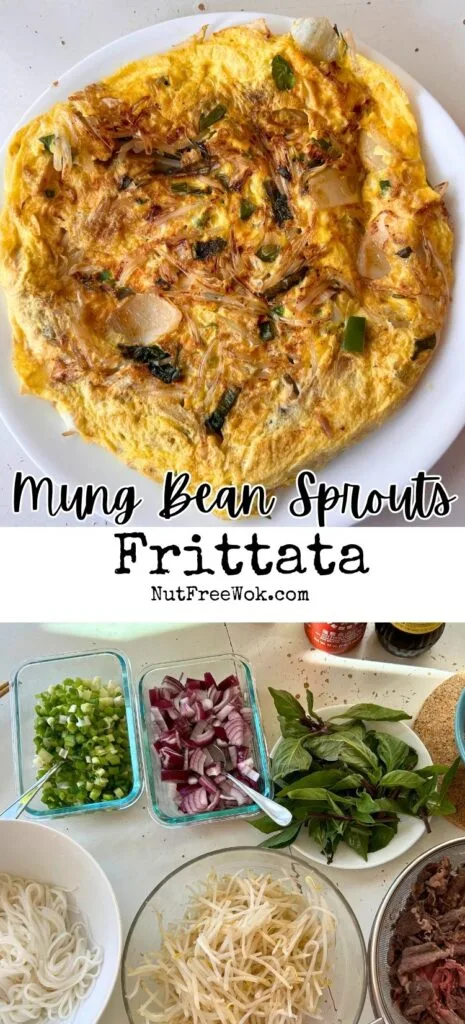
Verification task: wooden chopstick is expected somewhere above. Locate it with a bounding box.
[0,682,10,699]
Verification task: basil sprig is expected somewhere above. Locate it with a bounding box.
[251,687,459,863]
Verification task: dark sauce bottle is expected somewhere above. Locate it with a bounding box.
[375,622,445,658]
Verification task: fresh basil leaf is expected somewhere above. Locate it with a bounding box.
[271,54,296,91]
[440,757,461,799]
[274,771,340,802]
[424,792,456,816]
[416,764,450,778]
[306,690,314,716]
[411,777,437,814]
[294,769,344,790]
[355,792,383,814]
[285,787,332,803]
[345,826,369,861]
[352,811,376,825]
[250,813,282,834]
[380,770,425,790]
[369,824,397,852]
[331,721,366,740]
[308,818,345,863]
[338,737,380,777]
[375,733,415,773]
[260,822,301,849]
[332,773,365,791]
[272,738,312,779]
[304,734,345,761]
[269,688,306,719]
[279,716,311,740]
[331,703,411,723]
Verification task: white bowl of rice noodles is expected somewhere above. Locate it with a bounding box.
[0,818,121,1023]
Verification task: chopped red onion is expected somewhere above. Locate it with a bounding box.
[148,669,261,817]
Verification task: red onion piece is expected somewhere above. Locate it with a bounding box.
[161,769,192,783]
[185,677,210,691]
[225,710,244,747]
[200,776,219,796]
[190,721,216,747]
[217,674,240,691]
[189,748,208,775]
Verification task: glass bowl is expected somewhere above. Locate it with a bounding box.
[138,653,271,826]
[11,648,143,818]
[121,846,367,1024]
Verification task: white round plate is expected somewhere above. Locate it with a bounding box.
[1,13,465,527]
[270,703,432,869]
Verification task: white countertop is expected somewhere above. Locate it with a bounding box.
[0,621,465,1022]
[0,0,465,525]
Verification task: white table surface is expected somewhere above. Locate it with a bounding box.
[0,0,465,526]
[1,620,465,1022]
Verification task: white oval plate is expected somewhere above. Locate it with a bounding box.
[270,703,432,869]
[1,12,465,527]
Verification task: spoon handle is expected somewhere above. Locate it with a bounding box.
[225,773,292,827]
[0,762,62,820]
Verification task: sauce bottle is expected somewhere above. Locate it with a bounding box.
[304,622,367,655]
[375,622,445,658]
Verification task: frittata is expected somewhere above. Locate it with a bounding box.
[0,18,453,498]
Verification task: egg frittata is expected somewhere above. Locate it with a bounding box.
[0,18,453,497]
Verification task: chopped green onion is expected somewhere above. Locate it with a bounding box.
[171,182,212,195]
[98,269,114,283]
[258,317,277,341]
[342,315,366,353]
[199,103,227,133]
[311,136,332,151]
[240,198,256,221]
[33,677,133,809]
[271,54,296,91]
[379,179,391,195]
[39,134,55,153]
[272,304,285,316]
[115,286,135,300]
[256,244,280,263]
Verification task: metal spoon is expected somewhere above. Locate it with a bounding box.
[209,744,292,827]
[0,762,64,820]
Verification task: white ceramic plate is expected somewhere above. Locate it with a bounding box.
[270,703,432,870]
[1,12,465,527]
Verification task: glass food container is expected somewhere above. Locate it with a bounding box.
[138,653,271,827]
[11,649,142,818]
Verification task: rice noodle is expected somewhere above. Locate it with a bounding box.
[0,873,103,1023]
[129,871,335,1024]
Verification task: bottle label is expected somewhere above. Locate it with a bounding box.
[391,622,443,635]
[305,622,367,653]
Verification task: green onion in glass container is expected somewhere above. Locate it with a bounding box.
[33,677,133,809]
